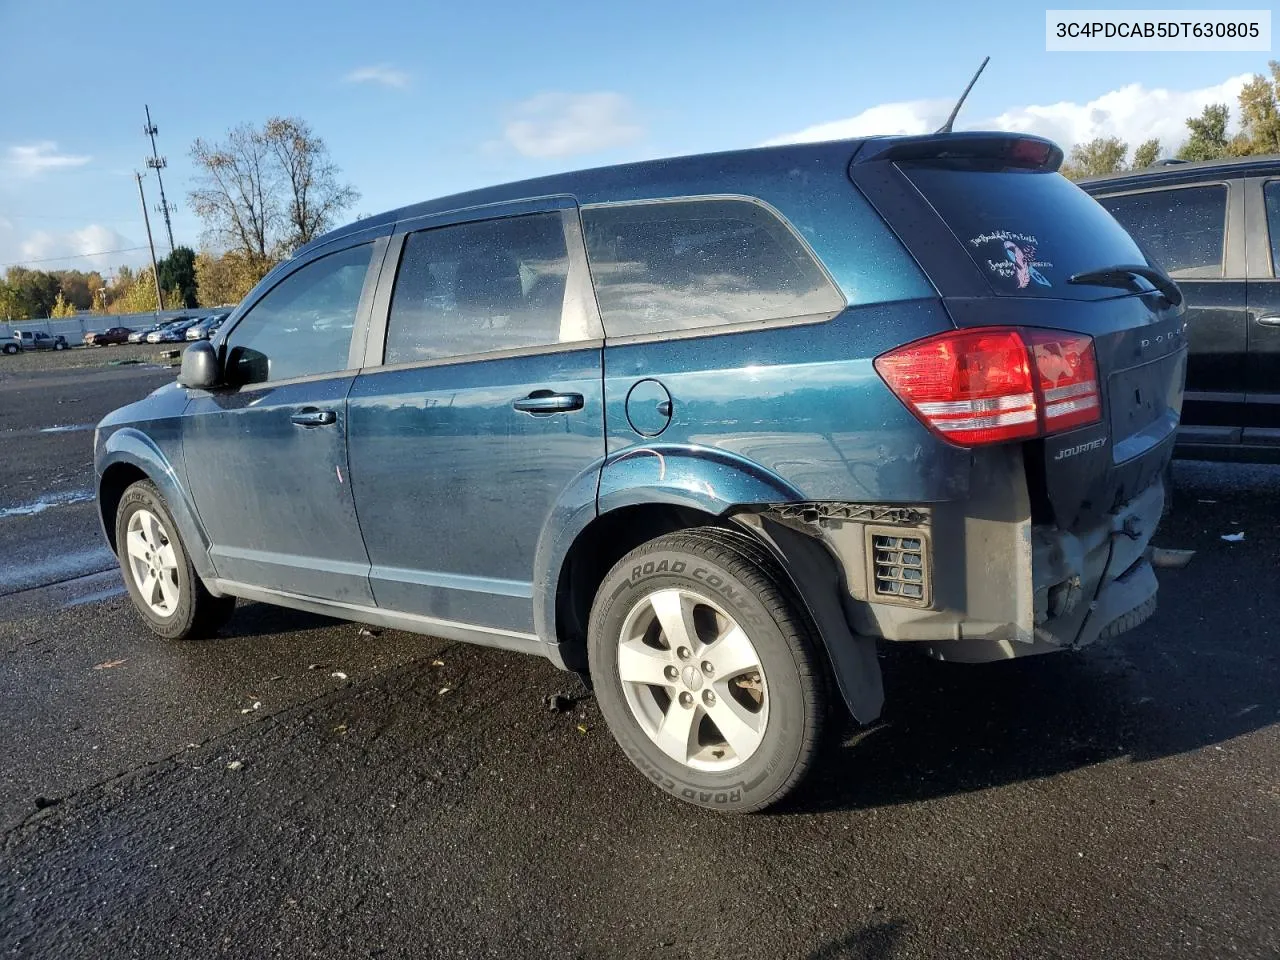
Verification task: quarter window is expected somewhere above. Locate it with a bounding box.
[1097,185,1227,278]
[581,198,844,337]
[1263,180,1280,273]
[225,243,373,385]
[385,211,594,364]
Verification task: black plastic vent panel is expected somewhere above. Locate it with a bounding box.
[870,531,929,605]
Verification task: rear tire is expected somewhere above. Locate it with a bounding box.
[114,480,234,640]
[588,528,827,812]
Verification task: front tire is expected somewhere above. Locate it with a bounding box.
[588,529,827,812]
[115,480,234,640]
[54,341,66,350]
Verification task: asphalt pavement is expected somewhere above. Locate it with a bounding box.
[0,355,1277,959]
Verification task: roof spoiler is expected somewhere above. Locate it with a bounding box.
[850,132,1064,172]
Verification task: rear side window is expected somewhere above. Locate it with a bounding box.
[1264,180,1280,273]
[902,165,1153,298]
[225,243,373,385]
[1096,185,1227,278]
[385,211,596,364]
[581,198,844,337]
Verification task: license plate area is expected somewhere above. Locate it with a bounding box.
[1107,350,1185,464]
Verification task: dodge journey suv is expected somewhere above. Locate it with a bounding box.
[95,132,1186,811]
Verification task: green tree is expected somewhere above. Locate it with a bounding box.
[195,249,264,307]
[1060,136,1129,180]
[1177,104,1232,161]
[50,292,77,318]
[50,270,97,310]
[1132,138,1161,169]
[3,268,61,318]
[0,281,24,320]
[157,246,198,308]
[1236,62,1280,156]
[106,267,168,314]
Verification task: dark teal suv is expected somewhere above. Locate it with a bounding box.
[95,132,1186,811]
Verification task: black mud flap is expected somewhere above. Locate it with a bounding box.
[735,514,884,725]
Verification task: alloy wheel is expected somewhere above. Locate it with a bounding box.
[617,587,769,771]
[124,508,181,617]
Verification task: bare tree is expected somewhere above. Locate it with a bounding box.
[263,117,360,249]
[188,118,359,277]
[189,124,280,271]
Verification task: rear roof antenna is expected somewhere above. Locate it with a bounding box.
[935,56,990,135]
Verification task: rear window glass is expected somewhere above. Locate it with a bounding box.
[901,165,1151,298]
[582,198,844,337]
[1096,185,1227,279]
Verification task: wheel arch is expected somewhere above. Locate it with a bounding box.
[97,429,217,585]
[535,444,806,665]
[546,505,883,725]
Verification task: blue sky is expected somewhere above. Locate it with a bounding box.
[0,0,1268,275]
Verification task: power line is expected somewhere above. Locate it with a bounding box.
[0,246,151,268]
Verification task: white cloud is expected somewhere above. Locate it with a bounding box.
[344,64,411,89]
[766,75,1254,159]
[10,224,141,271]
[988,74,1251,156]
[764,99,952,146]
[4,141,91,179]
[504,92,645,159]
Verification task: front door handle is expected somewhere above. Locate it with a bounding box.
[1257,315,1280,327]
[512,391,585,416]
[291,408,337,427]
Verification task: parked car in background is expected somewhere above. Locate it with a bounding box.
[84,326,134,346]
[185,314,229,340]
[128,325,160,343]
[1081,156,1280,463]
[97,133,1186,812]
[146,319,198,343]
[5,330,68,354]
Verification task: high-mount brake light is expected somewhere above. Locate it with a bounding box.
[874,327,1102,447]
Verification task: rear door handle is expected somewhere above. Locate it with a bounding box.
[1257,315,1280,327]
[290,408,337,427]
[512,391,584,416]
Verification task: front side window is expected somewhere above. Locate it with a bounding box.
[225,243,373,385]
[1096,185,1227,279]
[385,211,593,364]
[581,198,844,337]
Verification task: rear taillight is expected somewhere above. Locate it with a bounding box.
[874,326,1102,447]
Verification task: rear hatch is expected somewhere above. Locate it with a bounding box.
[854,134,1186,532]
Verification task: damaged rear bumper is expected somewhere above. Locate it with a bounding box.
[759,445,1166,664]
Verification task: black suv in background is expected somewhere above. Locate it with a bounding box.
[1082,158,1280,463]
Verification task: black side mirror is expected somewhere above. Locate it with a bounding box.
[178,340,221,390]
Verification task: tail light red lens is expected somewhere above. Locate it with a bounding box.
[1029,332,1101,432]
[874,326,1102,447]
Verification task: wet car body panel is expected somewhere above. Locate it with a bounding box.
[95,134,1186,720]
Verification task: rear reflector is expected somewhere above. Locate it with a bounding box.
[875,326,1102,447]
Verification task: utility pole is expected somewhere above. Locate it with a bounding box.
[135,172,164,317]
[143,105,176,253]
